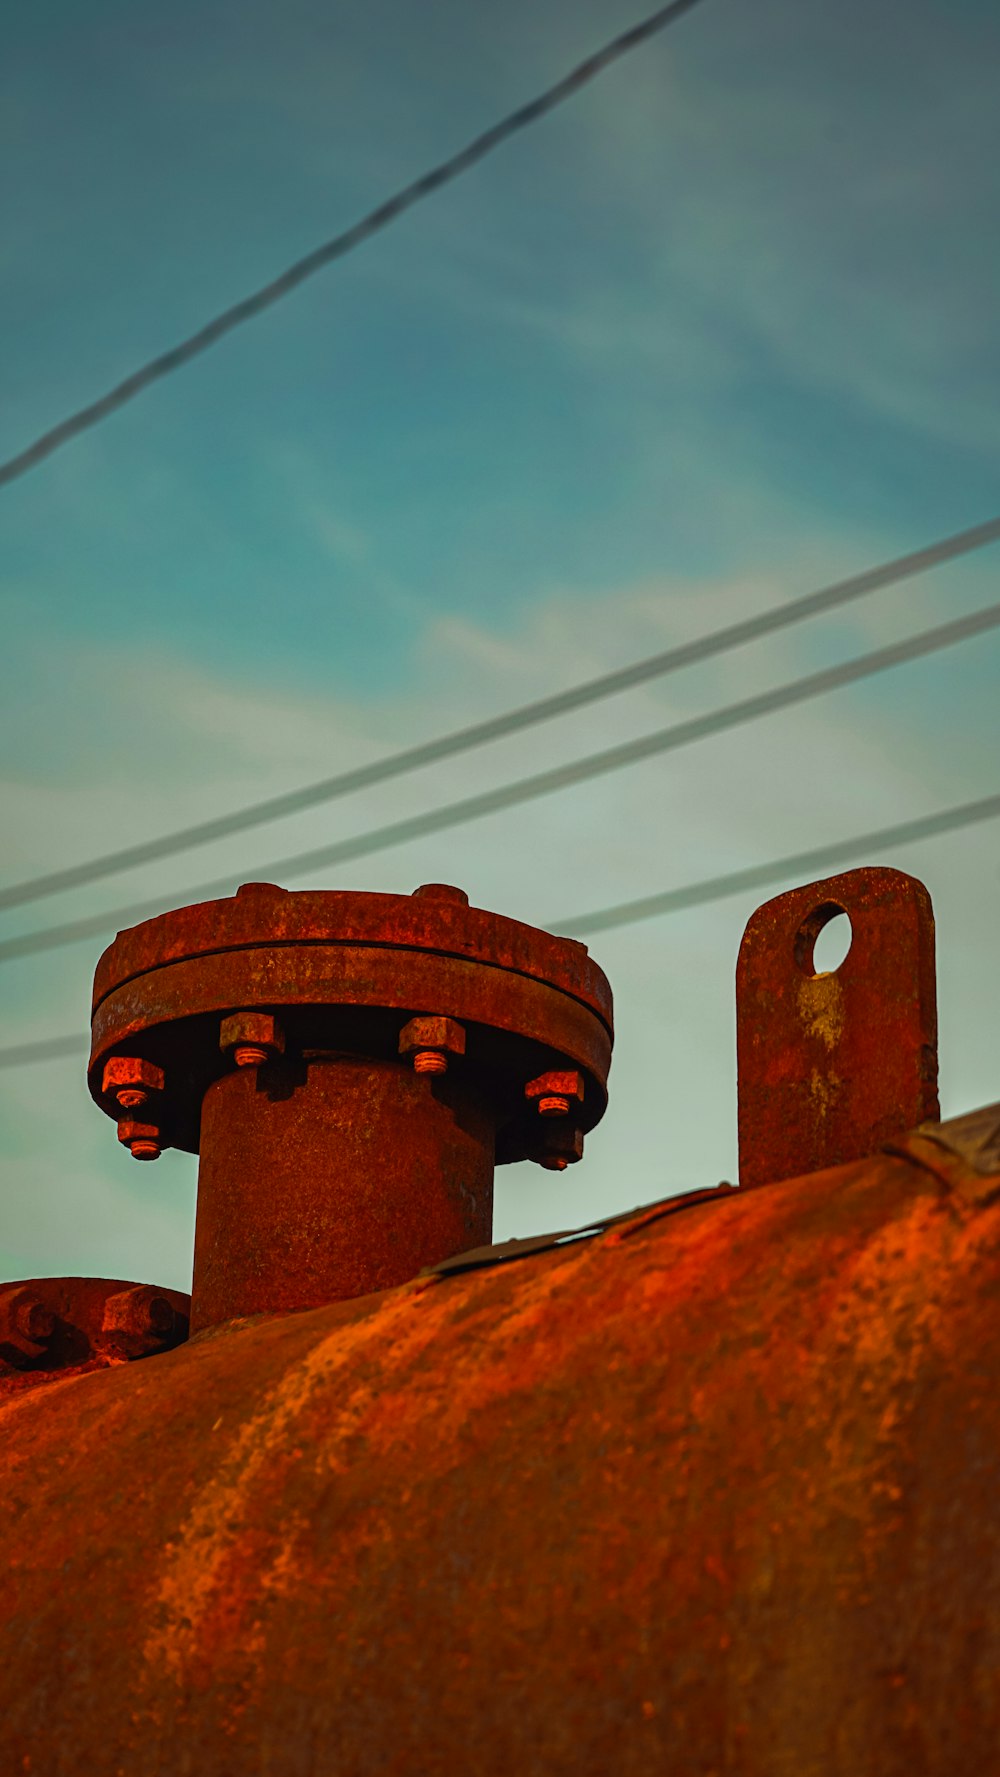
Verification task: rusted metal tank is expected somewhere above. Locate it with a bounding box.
[3,868,999,1776]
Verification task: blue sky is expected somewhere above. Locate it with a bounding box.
[1,0,998,1290]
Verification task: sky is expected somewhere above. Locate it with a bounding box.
[1,0,998,1294]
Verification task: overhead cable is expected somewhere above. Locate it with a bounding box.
[2,514,998,913]
[555,789,1000,936]
[0,0,706,489]
[0,1033,88,1070]
[5,787,999,1072]
[1,599,997,967]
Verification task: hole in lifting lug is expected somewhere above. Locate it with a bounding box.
[794,903,853,978]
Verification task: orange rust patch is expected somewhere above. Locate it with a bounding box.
[796,972,845,1051]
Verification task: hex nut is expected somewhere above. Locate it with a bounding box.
[525,1070,584,1111]
[102,1056,165,1111]
[536,1124,585,1172]
[527,1079,585,1172]
[220,1012,286,1066]
[398,1016,466,1076]
[117,1118,163,1162]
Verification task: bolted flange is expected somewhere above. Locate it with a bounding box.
[88,880,613,1328]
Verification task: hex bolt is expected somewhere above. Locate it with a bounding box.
[220,1012,286,1070]
[117,1118,163,1162]
[524,1073,585,1173]
[102,1056,165,1113]
[537,1124,585,1172]
[525,1071,585,1115]
[398,1015,466,1077]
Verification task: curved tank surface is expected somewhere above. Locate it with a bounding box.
[2,867,998,1775]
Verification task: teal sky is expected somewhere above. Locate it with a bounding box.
[2,0,998,1290]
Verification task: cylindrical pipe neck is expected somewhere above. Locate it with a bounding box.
[190,1054,495,1333]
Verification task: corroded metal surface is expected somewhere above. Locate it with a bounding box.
[3,1139,1000,1774]
[192,1057,496,1329]
[88,879,612,1153]
[90,880,611,1020]
[6,864,990,1770]
[737,867,938,1189]
[86,880,613,1328]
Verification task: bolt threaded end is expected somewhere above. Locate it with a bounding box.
[539,1155,569,1172]
[129,1139,161,1162]
[234,1044,270,1069]
[413,1050,448,1075]
[538,1094,571,1117]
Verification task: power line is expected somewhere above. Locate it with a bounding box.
[5,787,998,1072]
[3,514,998,913]
[0,0,706,490]
[1,599,997,966]
[555,790,1000,936]
[0,1034,88,1070]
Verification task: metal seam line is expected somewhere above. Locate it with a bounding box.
[3,787,998,1070]
[2,514,997,912]
[0,0,706,488]
[0,598,997,966]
